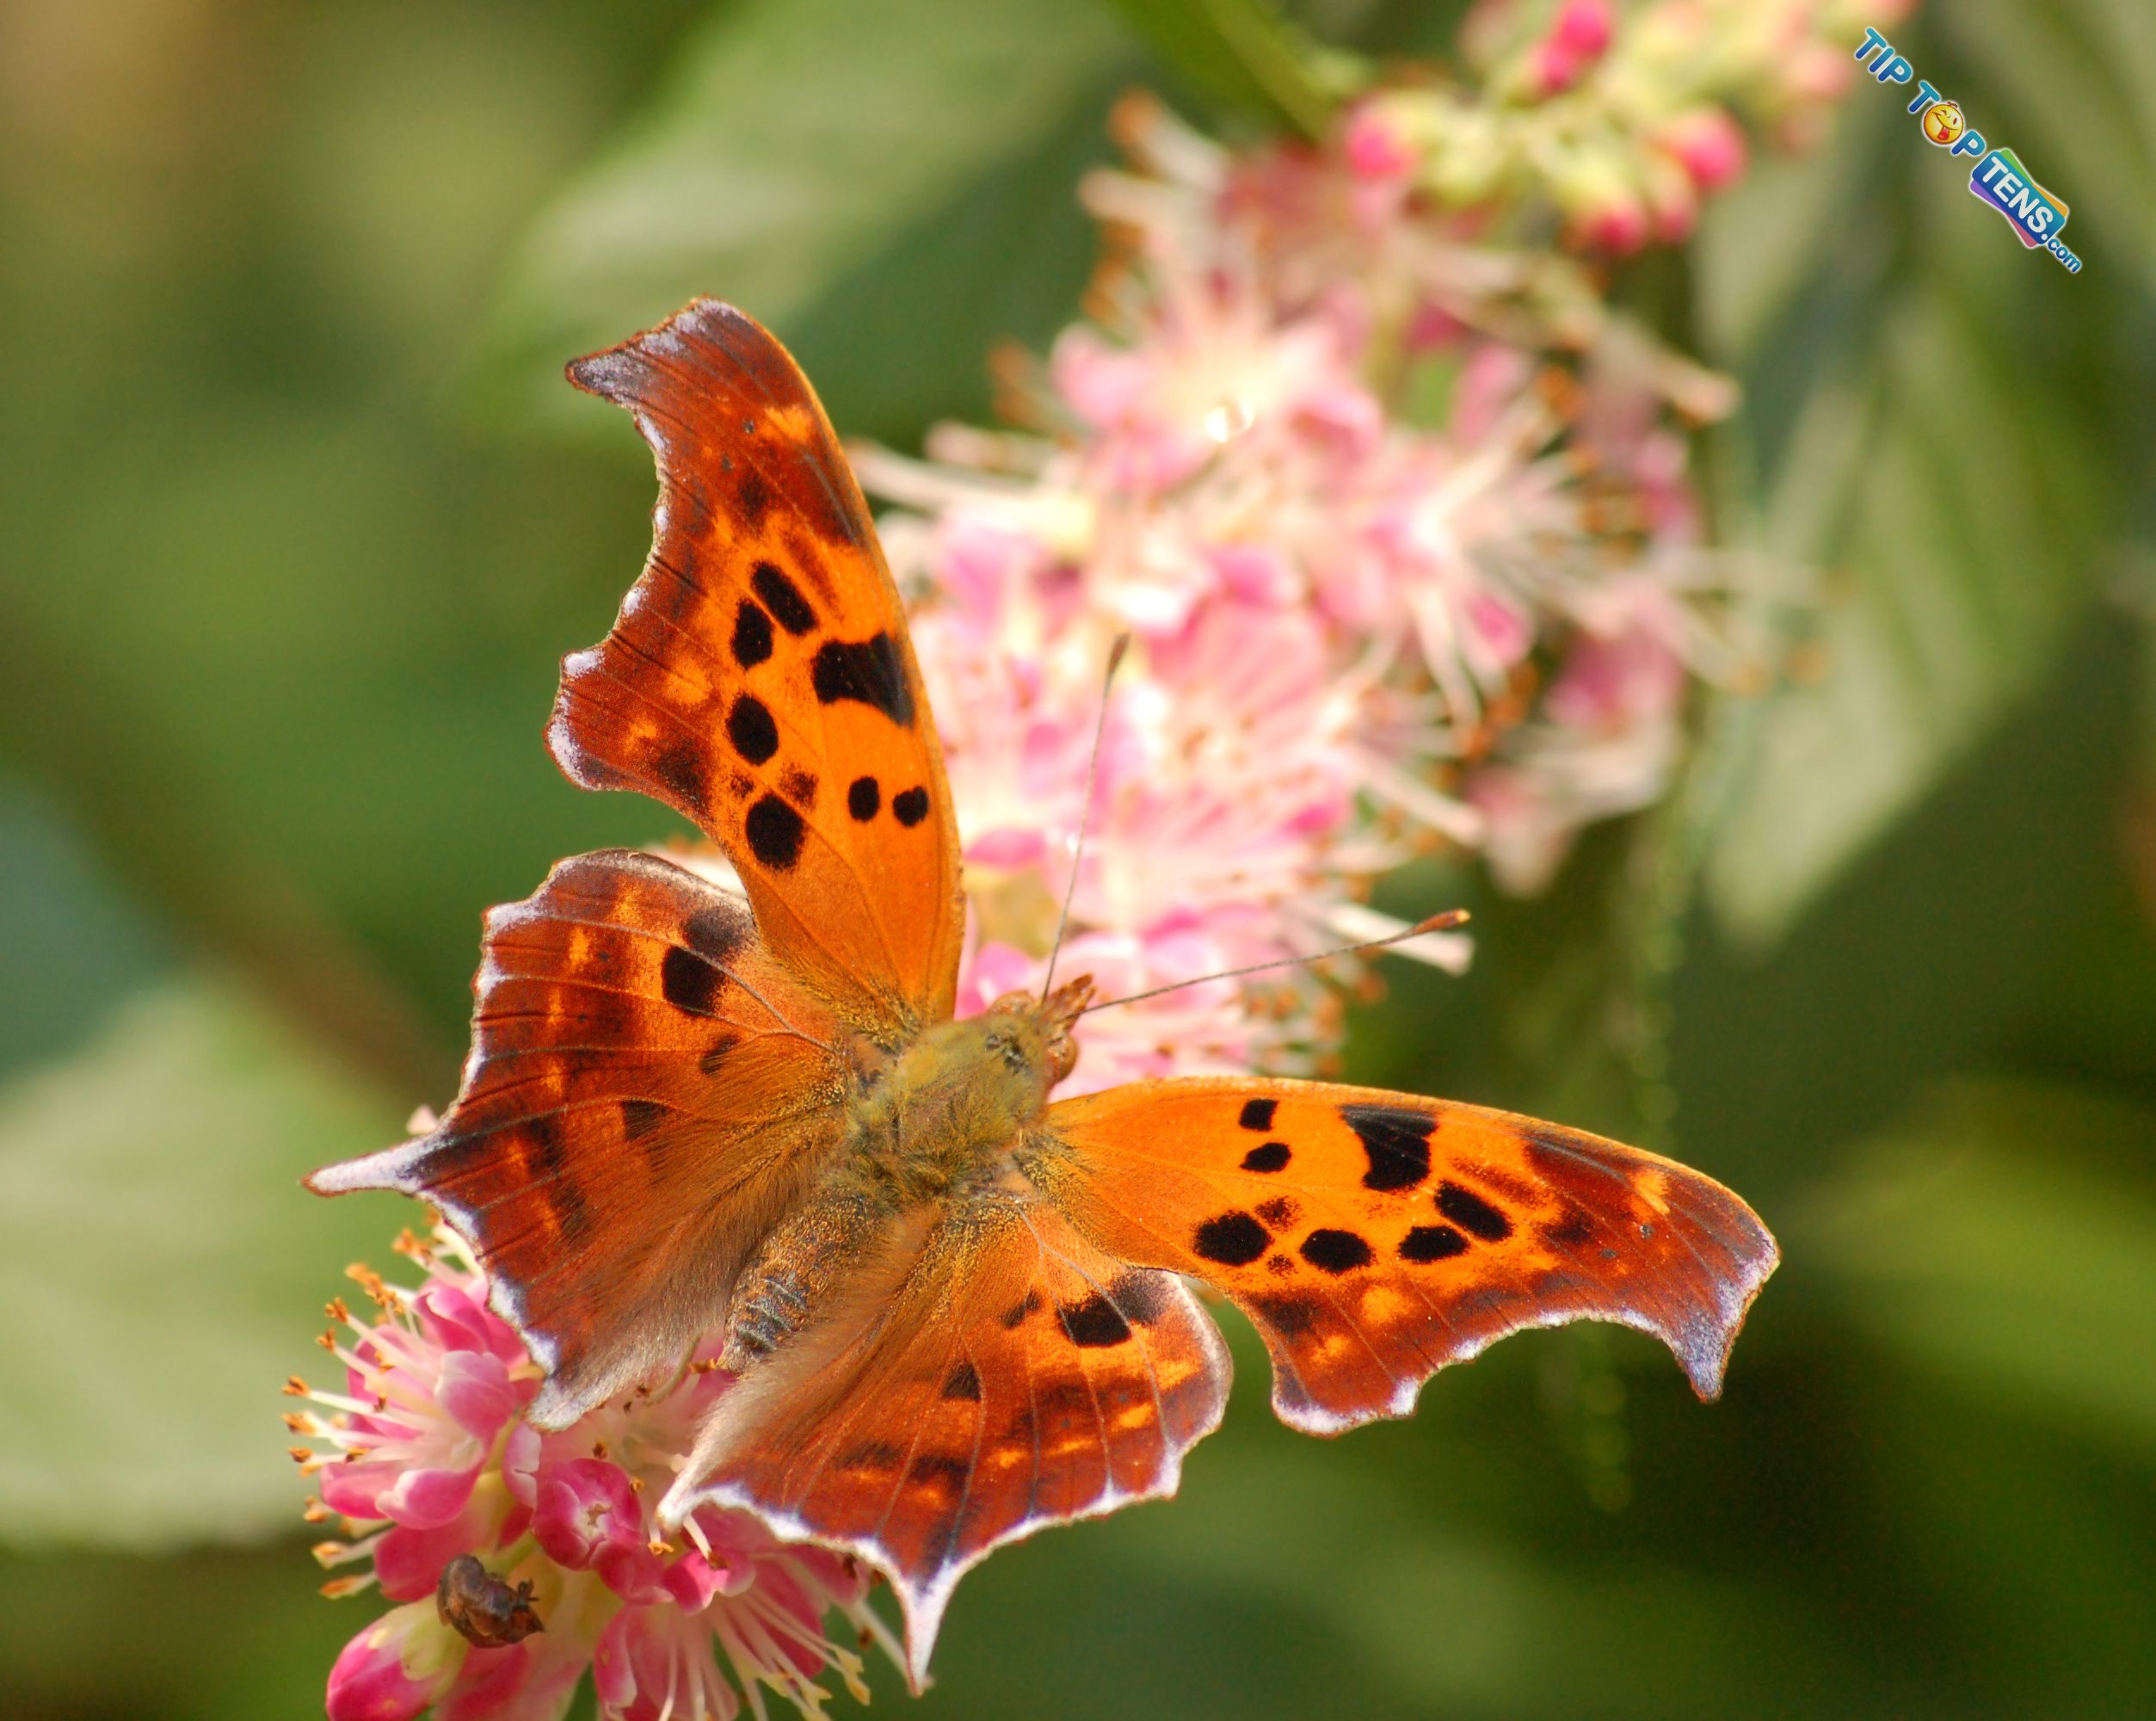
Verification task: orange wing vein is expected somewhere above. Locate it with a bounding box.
[557,300,963,1034]
[1035,1076,1777,1434]
[662,1199,1231,1689]
[307,849,847,1426]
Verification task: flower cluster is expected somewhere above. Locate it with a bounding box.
[860,4,1886,1081]
[290,1230,896,1721]
[1345,0,1916,250]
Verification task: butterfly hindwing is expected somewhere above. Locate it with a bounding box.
[306,848,848,1426]
[557,300,964,1034]
[663,1199,1231,1690]
[1034,1076,1777,1433]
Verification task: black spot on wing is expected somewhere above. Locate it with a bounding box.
[891,786,930,827]
[725,694,779,765]
[780,768,818,808]
[847,776,880,820]
[1400,1224,1469,1262]
[1241,1140,1291,1173]
[941,1360,983,1401]
[648,740,707,817]
[682,904,747,965]
[1540,1211,1595,1249]
[750,562,815,633]
[1254,1197,1298,1230]
[730,600,773,669]
[660,946,723,1016]
[839,1441,902,1473]
[1106,1272,1166,1326]
[999,1289,1042,1329]
[810,634,915,725]
[1340,1103,1435,1192]
[1435,1181,1513,1242]
[743,794,805,871]
[736,471,773,532]
[1193,1212,1269,1268]
[1238,1098,1278,1131]
[697,1033,740,1076]
[619,1099,665,1141]
[528,1116,591,1246]
[1249,1294,1318,1340]
[1057,1294,1132,1348]
[1299,1229,1373,1274]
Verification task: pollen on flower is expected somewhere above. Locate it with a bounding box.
[288,1225,900,1721]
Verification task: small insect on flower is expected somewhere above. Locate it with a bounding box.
[435,1553,545,1649]
[304,301,1777,1697]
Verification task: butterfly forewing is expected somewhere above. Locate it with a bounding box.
[307,848,847,1425]
[1036,1076,1777,1432]
[664,1200,1231,1691]
[557,300,964,1033]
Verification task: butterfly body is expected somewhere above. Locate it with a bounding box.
[715,983,1087,1371]
[307,299,1777,1688]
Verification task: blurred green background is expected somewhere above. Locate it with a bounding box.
[2,0,2152,1715]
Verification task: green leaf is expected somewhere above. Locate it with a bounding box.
[1692,4,2141,947]
[1103,0,1346,136]
[469,0,1132,445]
[1798,1077,2156,1447]
[0,978,408,1550]
[1699,258,2113,946]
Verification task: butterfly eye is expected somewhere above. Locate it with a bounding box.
[1001,1039,1030,1074]
[983,1032,1006,1052]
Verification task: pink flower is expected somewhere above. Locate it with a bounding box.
[1657,107,1749,192]
[1341,102,1416,181]
[1529,0,1614,96]
[293,1233,894,1721]
[1571,186,1651,254]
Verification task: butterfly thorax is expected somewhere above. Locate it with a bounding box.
[712,979,1093,1373]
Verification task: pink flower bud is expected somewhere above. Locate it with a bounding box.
[1342,102,1416,181]
[1657,108,1748,192]
[326,1602,464,1721]
[1530,0,1613,96]
[1574,197,1649,254]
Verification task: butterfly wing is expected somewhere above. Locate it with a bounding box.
[557,299,963,1033]
[662,1198,1231,1690]
[1033,1076,1776,1433]
[306,848,847,1426]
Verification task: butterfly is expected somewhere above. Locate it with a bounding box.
[308,299,1777,1690]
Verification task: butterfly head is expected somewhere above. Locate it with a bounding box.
[983,973,1095,1092]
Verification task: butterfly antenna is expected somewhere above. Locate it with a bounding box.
[1041,632,1130,1002]
[1079,910,1470,1015]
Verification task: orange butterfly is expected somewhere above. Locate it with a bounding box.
[308,300,1777,1689]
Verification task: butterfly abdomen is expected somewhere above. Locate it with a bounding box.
[708,1010,1063,1373]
